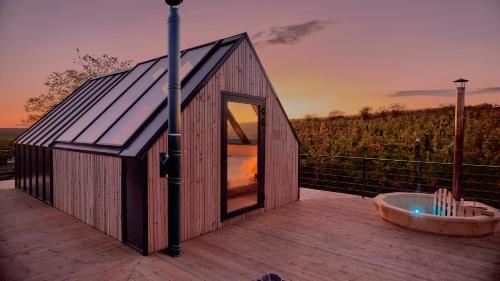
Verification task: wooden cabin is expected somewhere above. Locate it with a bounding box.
[13,33,299,255]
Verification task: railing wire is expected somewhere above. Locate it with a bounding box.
[299,154,500,209]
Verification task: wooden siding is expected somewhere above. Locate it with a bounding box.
[147,39,299,252]
[53,149,122,241]
[147,132,168,253]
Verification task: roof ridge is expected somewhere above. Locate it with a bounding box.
[131,32,247,69]
[90,33,247,82]
[90,68,132,81]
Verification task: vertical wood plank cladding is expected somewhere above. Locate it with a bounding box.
[210,39,299,216]
[53,149,122,241]
[147,132,168,253]
[147,40,299,252]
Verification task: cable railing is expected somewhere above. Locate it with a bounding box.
[0,149,15,180]
[299,154,500,209]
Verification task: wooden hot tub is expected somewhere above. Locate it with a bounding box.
[373,192,500,236]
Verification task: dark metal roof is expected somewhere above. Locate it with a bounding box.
[15,33,299,158]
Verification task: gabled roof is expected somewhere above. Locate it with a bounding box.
[14,33,298,158]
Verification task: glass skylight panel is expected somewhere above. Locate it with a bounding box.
[21,78,104,145]
[75,57,167,144]
[17,79,97,144]
[41,74,126,146]
[181,44,232,101]
[97,44,214,146]
[97,77,167,146]
[34,74,120,146]
[56,61,155,143]
[179,43,214,77]
[119,105,167,157]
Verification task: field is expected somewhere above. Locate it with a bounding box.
[0,128,25,140]
[0,128,25,149]
[292,103,499,165]
[292,104,500,208]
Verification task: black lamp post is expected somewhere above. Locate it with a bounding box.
[452,78,468,200]
[161,0,183,257]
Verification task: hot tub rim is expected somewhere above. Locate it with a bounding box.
[373,192,500,223]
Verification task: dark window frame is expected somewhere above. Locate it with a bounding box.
[220,91,266,221]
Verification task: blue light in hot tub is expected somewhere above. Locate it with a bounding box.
[412,208,421,214]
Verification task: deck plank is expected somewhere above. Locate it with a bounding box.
[1,181,499,281]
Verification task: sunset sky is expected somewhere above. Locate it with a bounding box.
[1,0,499,128]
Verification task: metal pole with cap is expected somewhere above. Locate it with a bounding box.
[452,78,468,201]
[161,0,183,257]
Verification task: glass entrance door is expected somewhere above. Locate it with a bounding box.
[221,93,265,220]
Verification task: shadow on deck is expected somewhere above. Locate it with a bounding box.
[1,180,499,281]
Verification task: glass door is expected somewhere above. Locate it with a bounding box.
[221,92,265,220]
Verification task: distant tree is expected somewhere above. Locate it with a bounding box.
[304,113,320,120]
[328,110,345,118]
[359,106,372,120]
[438,103,454,109]
[23,49,132,125]
[389,103,406,117]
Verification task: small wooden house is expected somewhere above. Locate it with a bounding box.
[13,33,299,255]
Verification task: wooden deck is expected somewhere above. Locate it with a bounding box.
[1,180,499,281]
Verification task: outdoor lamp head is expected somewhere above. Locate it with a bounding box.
[453,78,468,89]
[165,0,183,6]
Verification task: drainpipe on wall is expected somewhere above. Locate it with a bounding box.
[161,0,183,257]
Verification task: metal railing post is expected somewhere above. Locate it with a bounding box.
[415,138,422,192]
[452,84,466,200]
[362,158,366,197]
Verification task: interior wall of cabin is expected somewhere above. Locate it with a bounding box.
[146,39,299,253]
[52,149,122,241]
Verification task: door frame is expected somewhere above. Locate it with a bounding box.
[220,91,266,221]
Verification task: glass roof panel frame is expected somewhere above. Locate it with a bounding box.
[22,34,245,156]
[30,75,119,146]
[92,59,170,146]
[119,102,168,157]
[55,58,159,144]
[96,70,168,146]
[14,79,92,144]
[16,79,97,144]
[21,78,104,145]
[20,78,104,145]
[181,40,237,106]
[98,42,217,146]
[40,72,128,147]
[121,39,239,157]
[74,57,169,145]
